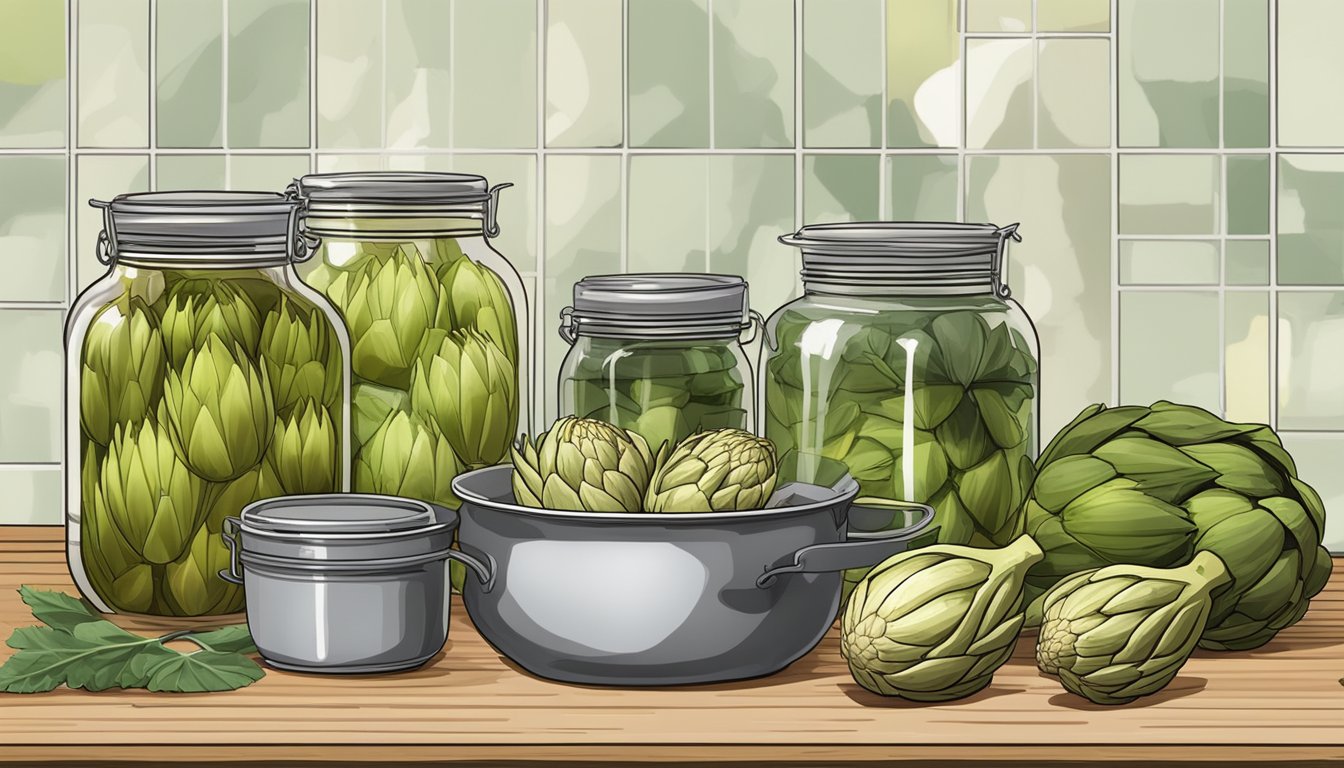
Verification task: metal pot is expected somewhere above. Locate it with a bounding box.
[449,464,933,686]
[220,494,483,675]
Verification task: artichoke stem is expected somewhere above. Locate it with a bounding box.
[1181,550,1232,594]
[996,534,1045,571]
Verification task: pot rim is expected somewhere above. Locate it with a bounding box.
[238,494,459,542]
[451,465,860,524]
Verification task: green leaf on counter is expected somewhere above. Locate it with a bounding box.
[142,650,264,693]
[18,585,100,633]
[188,624,258,655]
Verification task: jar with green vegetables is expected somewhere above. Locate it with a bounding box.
[558,274,760,449]
[764,223,1039,597]
[66,192,350,616]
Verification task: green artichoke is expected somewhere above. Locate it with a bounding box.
[1036,551,1230,705]
[410,330,518,467]
[326,249,445,390]
[163,335,276,483]
[1023,401,1332,650]
[352,382,409,447]
[79,296,165,447]
[269,399,339,495]
[201,461,284,532]
[259,296,340,415]
[841,535,1043,702]
[510,417,661,512]
[437,256,519,361]
[80,442,155,614]
[100,418,205,566]
[353,411,463,507]
[160,279,262,367]
[164,524,244,616]
[644,429,778,513]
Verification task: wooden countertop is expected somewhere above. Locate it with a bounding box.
[0,527,1340,766]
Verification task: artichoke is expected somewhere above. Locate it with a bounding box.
[269,399,339,495]
[164,524,244,616]
[352,382,409,447]
[80,442,155,614]
[644,429,778,513]
[79,296,165,446]
[841,535,1043,702]
[100,418,205,566]
[1023,401,1332,650]
[437,256,519,361]
[1036,551,1230,705]
[163,335,276,483]
[353,411,463,507]
[201,461,284,532]
[410,330,518,467]
[510,417,661,512]
[326,249,446,390]
[259,296,340,414]
[160,279,263,367]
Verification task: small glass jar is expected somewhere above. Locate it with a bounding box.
[764,223,1039,589]
[558,274,760,449]
[66,192,351,616]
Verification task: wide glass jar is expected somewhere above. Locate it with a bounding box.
[764,223,1039,594]
[66,192,351,616]
[558,274,759,449]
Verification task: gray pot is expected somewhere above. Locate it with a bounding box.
[221,494,481,675]
[450,465,933,686]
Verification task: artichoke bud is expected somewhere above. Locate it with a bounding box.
[202,461,284,532]
[80,296,166,447]
[165,524,244,616]
[439,257,519,360]
[345,254,444,390]
[164,335,276,483]
[1036,551,1230,705]
[269,399,339,495]
[410,330,519,467]
[841,535,1044,702]
[645,429,779,513]
[510,417,658,513]
[259,297,337,413]
[160,280,263,367]
[352,382,409,448]
[100,419,205,565]
[353,411,463,508]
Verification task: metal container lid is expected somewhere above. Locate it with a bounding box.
[290,172,512,237]
[89,191,306,267]
[233,494,456,563]
[560,273,753,341]
[779,221,1021,298]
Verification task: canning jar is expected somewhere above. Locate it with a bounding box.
[291,172,530,502]
[66,192,351,616]
[557,274,760,449]
[764,223,1039,592]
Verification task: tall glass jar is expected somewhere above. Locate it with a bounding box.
[764,223,1039,596]
[557,274,759,449]
[66,192,351,616]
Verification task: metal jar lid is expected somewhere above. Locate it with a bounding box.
[779,221,1022,298]
[289,171,512,237]
[229,494,456,563]
[89,191,310,268]
[560,273,757,342]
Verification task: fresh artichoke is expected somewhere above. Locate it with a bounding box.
[1036,551,1230,705]
[164,524,244,616]
[1023,401,1333,650]
[841,535,1043,702]
[438,256,519,360]
[410,330,518,467]
[644,429,778,513]
[163,335,276,483]
[268,398,339,495]
[100,418,205,566]
[353,411,463,507]
[510,417,661,512]
[79,296,165,447]
[160,279,262,367]
[326,248,446,390]
[259,296,341,414]
[80,442,155,614]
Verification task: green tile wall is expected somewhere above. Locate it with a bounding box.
[0,0,1340,551]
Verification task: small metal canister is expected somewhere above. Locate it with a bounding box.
[222,494,487,674]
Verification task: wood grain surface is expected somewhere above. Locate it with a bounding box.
[0,527,1339,766]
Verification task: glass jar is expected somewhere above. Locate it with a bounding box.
[66,192,351,616]
[558,274,760,449]
[292,173,530,495]
[764,222,1039,593]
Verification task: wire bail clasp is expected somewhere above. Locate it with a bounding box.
[990,223,1022,300]
[485,183,513,239]
[90,199,117,266]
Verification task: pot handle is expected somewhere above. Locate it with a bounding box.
[755,500,935,588]
[446,549,496,593]
[218,516,244,585]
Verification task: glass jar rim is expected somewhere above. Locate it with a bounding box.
[289,172,511,238]
[90,191,306,268]
[561,273,755,342]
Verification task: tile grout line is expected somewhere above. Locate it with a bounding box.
[705,0,714,270]
[1110,0,1119,406]
[223,0,231,185]
[66,0,75,308]
[307,0,315,175]
[620,0,630,274]
[793,0,802,241]
[1268,0,1278,431]
[148,0,156,189]
[535,0,546,430]
[877,0,887,218]
[957,0,967,222]
[381,0,388,154]
[1217,0,1227,417]
[11,145,1327,156]
[1031,0,1038,150]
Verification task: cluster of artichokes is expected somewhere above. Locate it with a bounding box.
[79,279,344,616]
[510,418,778,514]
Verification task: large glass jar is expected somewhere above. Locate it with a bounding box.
[764,223,1039,595]
[66,192,351,616]
[557,274,759,449]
